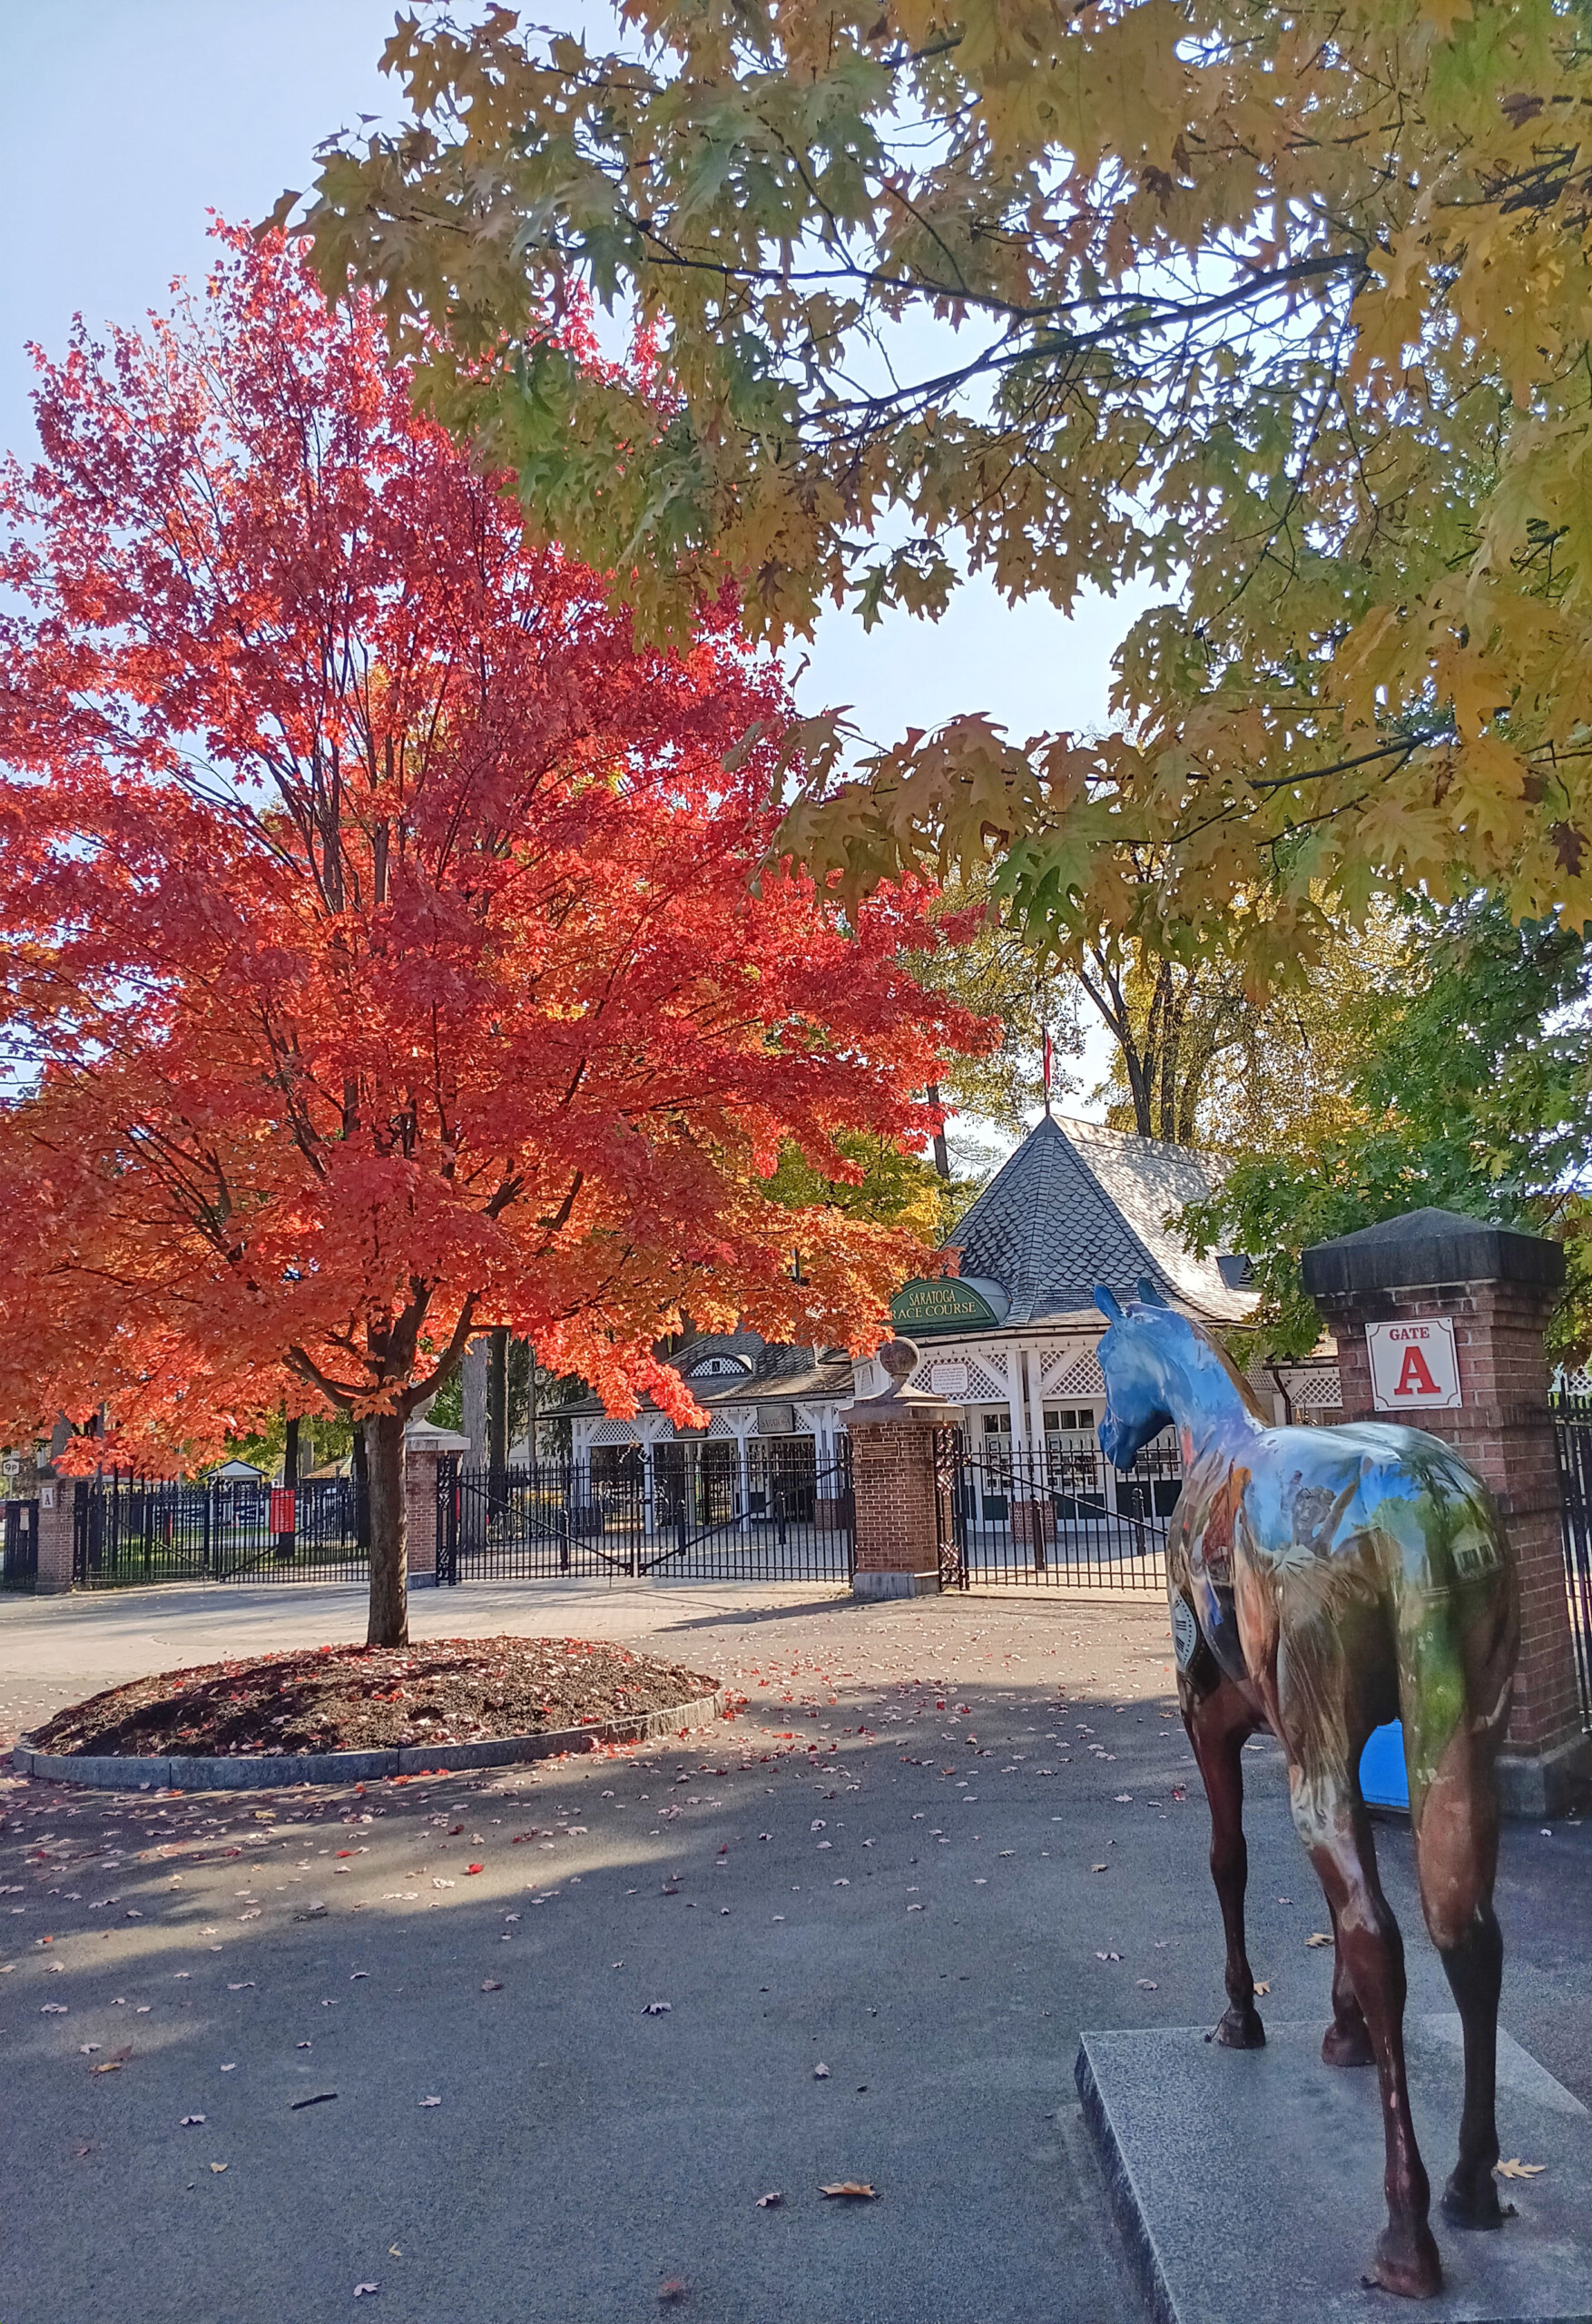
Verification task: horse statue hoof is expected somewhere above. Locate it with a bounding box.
[1322,2018,1376,2068]
[1365,2222,1443,2299]
[1441,2171,1509,2231]
[1214,2003,1265,2050]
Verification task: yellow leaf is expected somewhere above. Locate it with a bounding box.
[1305,1932,1333,1948]
[1495,2158,1546,2181]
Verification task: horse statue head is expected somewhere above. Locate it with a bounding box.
[1093,1278,1192,1468]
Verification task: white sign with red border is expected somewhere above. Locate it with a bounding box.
[1367,1317,1461,1413]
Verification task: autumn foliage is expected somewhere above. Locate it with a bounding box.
[0,231,978,1640]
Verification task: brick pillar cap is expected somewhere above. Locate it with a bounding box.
[1301,1206,1564,1299]
[404,1422,471,1452]
[846,1392,959,1426]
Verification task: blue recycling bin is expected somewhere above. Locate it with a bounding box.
[1359,1719,1410,1811]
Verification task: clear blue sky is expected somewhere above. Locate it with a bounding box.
[1,0,1131,1116]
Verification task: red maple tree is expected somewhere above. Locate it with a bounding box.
[0,231,979,1643]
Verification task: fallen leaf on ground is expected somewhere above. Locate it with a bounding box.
[1496,2159,1546,2180]
[209,2162,227,2173]
[1091,1864,1108,1874]
[821,2182,879,2200]
[1253,1982,1271,1995]
[1095,1950,1123,1962]
[1305,1933,1333,1949]
[480,1980,503,1993]
[643,2001,672,2015]
[756,2191,783,2208]
[179,2114,206,2126]
[1136,1979,1158,1991]
[657,2282,687,2304]
[353,2285,378,2299]
[418,2096,441,2107]
[813,2063,830,2079]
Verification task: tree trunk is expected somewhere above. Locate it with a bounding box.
[487,1324,509,1514]
[462,1336,488,1464]
[364,1411,408,1648]
[927,1083,951,1180]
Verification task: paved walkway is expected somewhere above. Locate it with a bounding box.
[2,1581,1587,2324]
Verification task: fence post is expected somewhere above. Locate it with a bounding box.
[846,1339,959,1600]
[403,1421,470,1588]
[34,1472,76,1593]
[1302,1206,1591,1817]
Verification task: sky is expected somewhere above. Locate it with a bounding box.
[0,0,1144,1130]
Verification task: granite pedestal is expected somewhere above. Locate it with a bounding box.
[1076,2015,1591,2324]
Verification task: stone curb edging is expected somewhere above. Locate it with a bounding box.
[11,1689,727,1792]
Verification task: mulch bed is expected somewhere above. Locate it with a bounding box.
[27,1637,718,1758]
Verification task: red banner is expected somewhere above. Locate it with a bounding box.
[269,1487,296,1532]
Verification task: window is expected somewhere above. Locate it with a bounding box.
[1044,1406,1094,1435]
[982,1412,1012,1435]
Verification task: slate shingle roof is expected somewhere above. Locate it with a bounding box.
[945,1114,1251,1326]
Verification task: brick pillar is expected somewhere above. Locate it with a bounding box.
[402,1422,469,1585]
[846,1341,958,1600]
[34,1474,75,1594]
[1303,1207,1590,1817]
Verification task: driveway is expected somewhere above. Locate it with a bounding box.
[2,1581,1587,2324]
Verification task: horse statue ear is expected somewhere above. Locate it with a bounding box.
[1094,1285,1124,1322]
[1136,1276,1168,1306]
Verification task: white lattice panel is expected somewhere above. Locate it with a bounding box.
[909,1353,1007,1401]
[1043,1350,1106,1399]
[591,1419,639,1445]
[1284,1367,1343,1412]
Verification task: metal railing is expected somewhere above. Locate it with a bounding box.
[1550,1394,1592,1727]
[72,1475,368,1588]
[935,1431,1180,1592]
[437,1438,854,1583]
[1,1499,38,1590]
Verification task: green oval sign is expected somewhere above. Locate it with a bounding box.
[889,1277,998,1334]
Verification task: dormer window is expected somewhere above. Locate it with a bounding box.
[683,1353,752,1380]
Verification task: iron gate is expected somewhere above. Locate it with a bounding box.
[934,1429,1180,1591]
[1,1498,38,1591]
[1550,1394,1592,1726]
[71,1474,369,1588]
[437,1438,854,1583]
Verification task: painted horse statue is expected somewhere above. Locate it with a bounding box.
[1094,1284,1518,2300]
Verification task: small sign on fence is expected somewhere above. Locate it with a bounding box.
[269,1487,296,1531]
[1367,1318,1461,1413]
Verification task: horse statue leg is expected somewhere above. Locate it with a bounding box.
[1182,1673,1266,2049]
[1289,1753,1441,2298]
[1402,1579,1515,2231]
[1321,1889,1375,2068]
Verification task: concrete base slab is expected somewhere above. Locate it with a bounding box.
[1497,1734,1592,1819]
[1077,2015,1591,2324]
[850,1569,940,1599]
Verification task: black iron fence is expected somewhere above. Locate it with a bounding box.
[1550,1395,1592,1727]
[437,1437,854,1583]
[71,1474,368,1588]
[935,1430,1181,1592]
[1,1498,38,1590]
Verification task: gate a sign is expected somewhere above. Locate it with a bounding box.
[1367,1317,1462,1413]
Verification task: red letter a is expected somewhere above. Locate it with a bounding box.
[1396,1344,1440,1396]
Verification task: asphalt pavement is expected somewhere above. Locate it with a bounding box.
[2,1581,1587,2324]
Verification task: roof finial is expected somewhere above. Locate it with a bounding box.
[1040,986,1054,1118]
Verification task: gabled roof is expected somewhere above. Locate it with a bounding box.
[555,1331,855,1421]
[945,1113,1251,1326]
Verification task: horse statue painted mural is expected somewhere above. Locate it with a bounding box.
[1093,1283,1518,2301]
